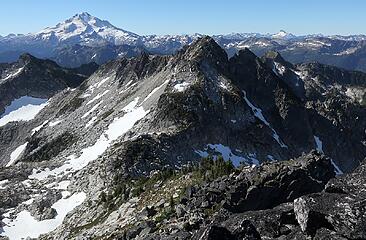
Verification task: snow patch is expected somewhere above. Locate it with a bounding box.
[314,135,343,175]
[96,76,110,88]
[1,192,86,240]
[85,116,98,128]
[81,100,103,119]
[274,62,286,76]
[314,135,323,153]
[195,144,259,167]
[55,180,71,190]
[86,90,109,106]
[142,79,169,103]
[243,91,288,148]
[1,67,24,81]
[173,82,190,92]
[7,142,28,167]
[0,97,48,127]
[31,120,49,135]
[49,120,62,127]
[23,198,34,205]
[219,81,229,90]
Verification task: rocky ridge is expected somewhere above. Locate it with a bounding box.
[0,37,365,239]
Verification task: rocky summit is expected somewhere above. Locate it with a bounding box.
[0,36,365,240]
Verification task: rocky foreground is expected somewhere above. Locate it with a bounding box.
[112,151,365,240]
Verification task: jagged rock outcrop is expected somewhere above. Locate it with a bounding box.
[118,152,335,239]
[262,51,366,172]
[294,156,366,239]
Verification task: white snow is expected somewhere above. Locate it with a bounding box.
[0,179,9,189]
[96,77,110,88]
[31,120,49,135]
[81,93,92,98]
[331,159,344,175]
[271,30,295,40]
[23,198,34,205]
[1,192,86,240]
[0,97,48,127]
[313,135,343,175]
[81,100,103,119]
[314,135,323,153]
[219,81,229,90]
[243,91,288,148]
[274,62,286,76]
[142,79,169,103]
[174,82,190,92]
[49,120,62,127]
[81,76,113,98]
[36,12,140,46]
[55,180,71,190]
[124,80,133,88]
[30,98,148,180]
[86,90,109,106]
[85,116,98,128]
[195,144,259,167]
[1,67,24,81]
[7,142,28,167]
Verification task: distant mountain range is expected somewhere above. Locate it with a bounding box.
[1,12,366,71]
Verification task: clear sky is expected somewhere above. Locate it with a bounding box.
[0,0,365,36]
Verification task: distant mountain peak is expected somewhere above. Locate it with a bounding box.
[36,12,140,45]
[75,11,92,18]
[272,30,296,40]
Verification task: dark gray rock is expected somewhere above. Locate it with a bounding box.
[294,157,366,239]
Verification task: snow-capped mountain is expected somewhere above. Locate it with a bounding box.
[270,30,296,40]
[35,12,140,46]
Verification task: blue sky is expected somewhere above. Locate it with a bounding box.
[0,0,365,36]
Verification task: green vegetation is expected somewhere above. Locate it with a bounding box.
[70,155,235,237]
[195,155,235,181]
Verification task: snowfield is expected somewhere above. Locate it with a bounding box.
[0,96,48,127]
[7,142,28,167]
[1,192,86,240]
